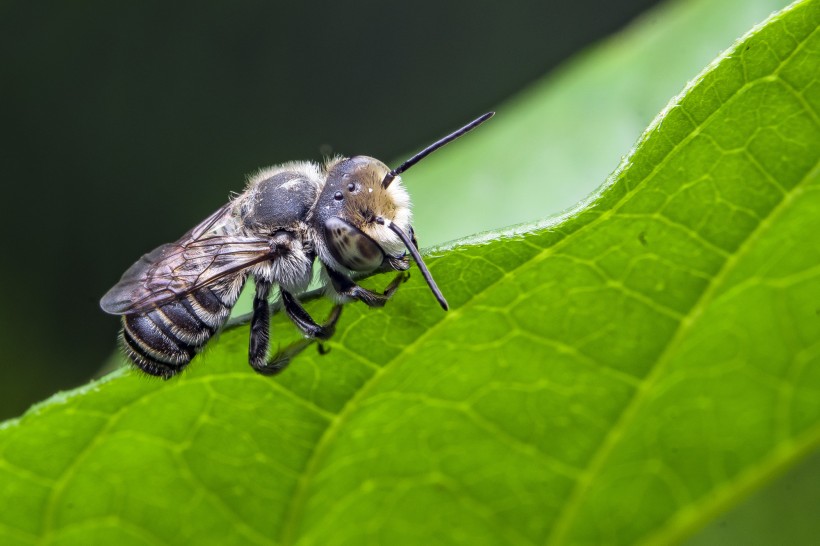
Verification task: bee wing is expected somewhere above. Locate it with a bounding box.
[181,202,235,241]
[100,236,274,314]
[101,204,274,314]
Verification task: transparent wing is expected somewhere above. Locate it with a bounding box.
[180,202,235,241]
[100,204,273,314]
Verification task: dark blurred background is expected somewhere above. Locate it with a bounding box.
[0,0,662,419]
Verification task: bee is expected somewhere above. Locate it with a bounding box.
[100,112,494,378]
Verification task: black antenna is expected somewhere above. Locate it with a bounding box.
[382,111,495,188]
[375,217,448,311]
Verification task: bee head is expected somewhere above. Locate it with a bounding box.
[316,156,411,261]
[313,112,495,310]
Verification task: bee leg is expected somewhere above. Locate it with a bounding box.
[263,339,314,373]
[248,279,281,375]
[281,290,342,340]
[265,304,343,373]
[326,267,408,308]
[382,254,411,272]
[249,286,342,376]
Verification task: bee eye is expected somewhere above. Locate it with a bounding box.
[347,183,356,192]
[334,191,344,201]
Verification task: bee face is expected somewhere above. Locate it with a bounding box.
[314,156,411,273]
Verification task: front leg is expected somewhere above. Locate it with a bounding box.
[325,266,408,308]
[281,290,341,340]
[382,254,410,273]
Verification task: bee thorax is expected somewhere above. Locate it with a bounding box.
[250,230,313,294]
[239,164,322,229]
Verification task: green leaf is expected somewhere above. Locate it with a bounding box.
[2,1,818,545]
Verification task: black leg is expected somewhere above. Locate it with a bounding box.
[264,305,344,374]
[384,254,411,272]
[377,228,415,273]
[325,267,408,308]
[281,290,341,340]
[262,338,314,374]
[249,279,275,374]
[250,285,343,376]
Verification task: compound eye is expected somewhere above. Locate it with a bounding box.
[323,217,384,272]
[334,191,344,201]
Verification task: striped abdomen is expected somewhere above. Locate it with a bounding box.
[120,281,244,378]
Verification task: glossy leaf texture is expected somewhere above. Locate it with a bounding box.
[1,1,819,544]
